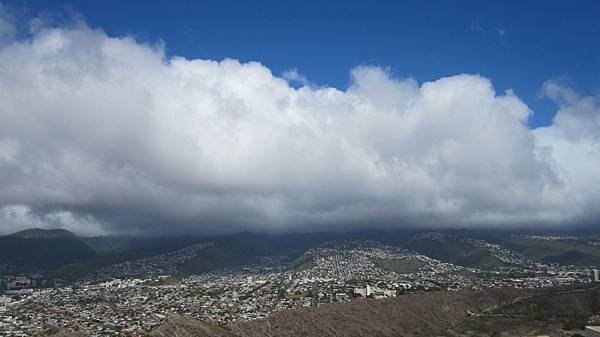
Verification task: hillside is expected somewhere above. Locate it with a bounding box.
[139,288,526,337]
[33,326,88,337]
[81,235,203,254]
[50,237,209,280]
[398,231,600,268]
[231,288,524,337]
[148,285,600,337]
[450,285,600,336]
[149,315,238,337]
[178,232,334,275]
[9,228,78,239]
[401,232,507,269]
[501,236,600,266]
[0,233,97,271]
[31,285,600,337]
[7,228,600,280]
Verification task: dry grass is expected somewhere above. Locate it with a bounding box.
[148,315,238,337]
[230,289,526,337]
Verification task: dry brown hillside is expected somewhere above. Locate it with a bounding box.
[231,288,526,337]
[148,315,238,337]
[33,326,88,337]
[34,288,547,337]
[145,285,600,337]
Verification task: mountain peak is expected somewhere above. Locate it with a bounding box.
[8,228,78,239]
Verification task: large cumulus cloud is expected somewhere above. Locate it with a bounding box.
[0,23,597,235]
[533,82,600,227]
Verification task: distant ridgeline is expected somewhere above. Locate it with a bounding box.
[0,228,207,279]
[2,227,600,280]
[0,229,97,271]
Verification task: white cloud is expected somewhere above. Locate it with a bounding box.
[0,204,105,236]
[533,81,600,225]
[0,24,596,235]
[282,68,310,87]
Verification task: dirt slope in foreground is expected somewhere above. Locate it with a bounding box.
[231,289,526,337]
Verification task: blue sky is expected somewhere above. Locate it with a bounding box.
[11,0,600,128]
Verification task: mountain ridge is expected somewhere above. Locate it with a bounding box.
[8,228,78,239]
[0,228,97,272]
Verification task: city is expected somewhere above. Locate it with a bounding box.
[1,1,600,336]
[1,238,596,337]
